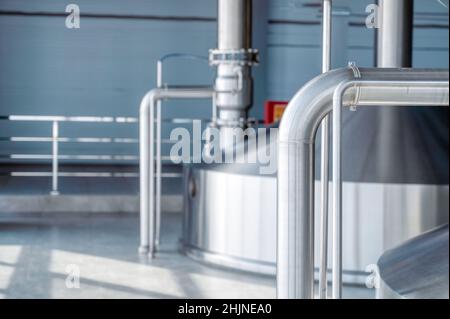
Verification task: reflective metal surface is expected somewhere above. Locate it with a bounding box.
[278,67,449,299]
[331,78,449,298]
[139,0,258,256]
[139,87,214,256]
[377,0,413,68]
[182,164,449,281]
[181,68,449,298]
[377,225,449,299]
[318,0,332,299]
[213,0,258,149]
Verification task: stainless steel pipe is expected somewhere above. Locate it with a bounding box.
[214,0,253,120]
[139,87,214,256]
[50,121,59,196]
[318,0,332,300]
[331,78,449,299]
[156,61,163,249]
[277,67,449,299]
[140,0,257,255]
[218,0,251,50]
[212,0,257,149]
[154,54,209,248]
[377,0,413,67]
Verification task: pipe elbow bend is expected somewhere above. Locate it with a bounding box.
[139,89,161,117]
[279,68,354,145]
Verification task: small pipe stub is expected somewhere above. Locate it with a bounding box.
[348,61,362,111]
[209,48,259,66]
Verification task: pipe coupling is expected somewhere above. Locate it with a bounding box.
[209,48,259,66]
[348,61,362,110]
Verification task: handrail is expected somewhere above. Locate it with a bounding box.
[0,114,219,195]
[0,115,138,123]
[0,115,212,123]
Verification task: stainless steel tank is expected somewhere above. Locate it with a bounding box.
[377,225,449,299]
[182,127,449,284]
[180,0,449,285]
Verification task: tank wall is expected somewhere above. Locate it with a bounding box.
[183,167,449,282]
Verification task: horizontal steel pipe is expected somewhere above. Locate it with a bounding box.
[139,87,214,256]
[277,67,449,299]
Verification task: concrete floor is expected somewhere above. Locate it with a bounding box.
[0,212,375,299]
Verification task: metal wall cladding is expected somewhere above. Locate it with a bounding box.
[1,0,448,163]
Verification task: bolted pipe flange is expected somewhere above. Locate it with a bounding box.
[215,117,256,128]
[209,48,259,66]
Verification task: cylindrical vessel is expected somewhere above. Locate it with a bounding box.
[183,69,449,289]
[182,0,449,294]
[377,225,449,299]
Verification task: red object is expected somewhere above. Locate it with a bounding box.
[264,101,288,125]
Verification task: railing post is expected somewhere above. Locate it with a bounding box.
[50,120,60,195]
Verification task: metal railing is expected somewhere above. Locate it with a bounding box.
[0,114,209,195]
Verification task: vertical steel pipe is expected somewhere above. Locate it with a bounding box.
[218,0,252,50]
[152,54,209,248]
[139,88,214,257]
[377,0,413,67]
[155,60,163,249]
[139,92,155,256]
[376,0,413,189]
[321,0,332,73]
[155,100,162,249]
[331,82,343,299]
[318,0,332,300]
[213,0,257,149]
[50,121,59,196]
[215,0,253,120]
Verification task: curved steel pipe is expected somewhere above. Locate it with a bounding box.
[139,87,214,257]
[277,67,449,299]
